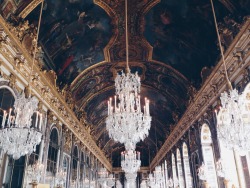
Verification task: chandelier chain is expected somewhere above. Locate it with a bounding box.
[28,0,44,96]
[125,0,129,71]
[210,0,232,89]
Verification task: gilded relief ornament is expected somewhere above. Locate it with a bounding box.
[63,128,72,154]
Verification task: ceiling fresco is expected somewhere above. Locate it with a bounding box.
[145,0,224,85]
[1,0,249,167]
[26,0,112,85]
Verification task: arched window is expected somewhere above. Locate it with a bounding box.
[191,152,200,188]
[80,151,85,181]
[72,145,79,181]
[171,153,178,187]
[63,155,69,187]
[176,149,185,188]
[164,160,169,185]
[47,128,59,174]
[182,142,192,188]
[201,124,218,188]
[86,154,90,180]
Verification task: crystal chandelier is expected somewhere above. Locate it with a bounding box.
[0,2,44,160]
[98,167,109,187]
[216,158,227,178]
[56,169,67,187]
[125,172,137,188]
[140,180,148,188]
[116,180,122,188]
[147,165,166,188]
[0,94,42,159]
[198,163,207,181]
[121,150,141,174]
[105,0,151,151]
[98,167,115,188]
[215,90,250,152]
[26,161,45,183]
[209,0,250,152]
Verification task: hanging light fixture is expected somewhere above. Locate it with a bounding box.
[198,163,210,188]
[97,167,115,187]
[55,169,67,188]
[0,2,44,160]
[26,161,45,184]
[98,167,109,187]
[210,0,250,152]
[121,150,141,174]
[105,0,151,151]
[147,165,167,188]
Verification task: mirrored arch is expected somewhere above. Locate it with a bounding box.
[201,124,218,188]
[182,142,193,188]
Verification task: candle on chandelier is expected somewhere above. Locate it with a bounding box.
[114,95,117,112]
[121,152,124,161]
[138,95,141,112]
[7,108,12,126]
[110,98,113,114]
[39,113,42,130]
[1,110,7,128]
[35,111,39,129]
[145,98,150,115]
[108,100,110,115]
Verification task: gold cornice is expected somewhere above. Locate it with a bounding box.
[0,16,112,171]
[19,0,43,19]
[150,18,250,169]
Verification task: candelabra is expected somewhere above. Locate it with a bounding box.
[121,150,141,174]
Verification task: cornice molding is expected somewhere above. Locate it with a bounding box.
[150,18,250,169]
[18,0,43,19]
[0,16,112,171]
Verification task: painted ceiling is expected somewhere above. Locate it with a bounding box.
[1,0,249,166]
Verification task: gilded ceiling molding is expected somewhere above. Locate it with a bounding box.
[150,18,250,169]
[18,0,43,19]
[71,61,108,87]
[0,16,112,171]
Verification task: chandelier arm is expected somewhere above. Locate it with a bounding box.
[210,0,232,90]
[125,0,130,72]
[28,0,44,97]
